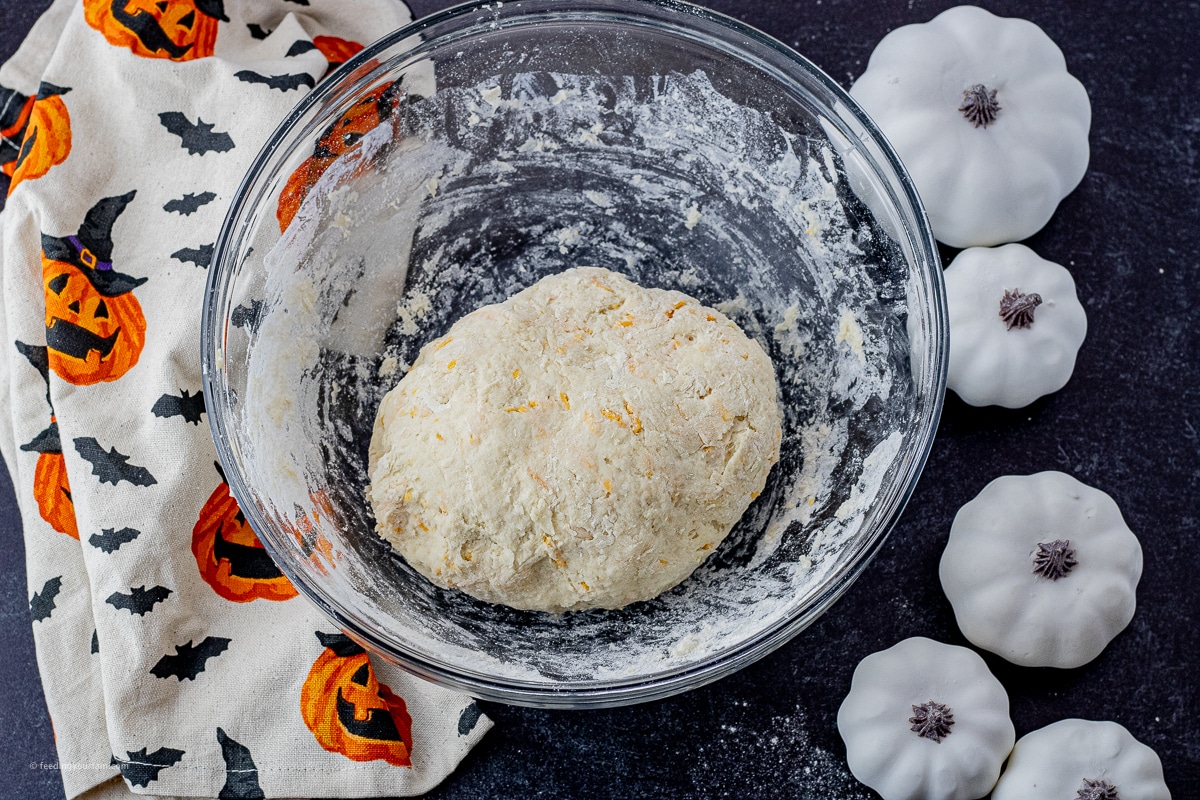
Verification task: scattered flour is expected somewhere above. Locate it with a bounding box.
[480,85,503,108]
[377,355,410,378]
[394,291,432,335]
[555,227,581,253]
[836,308,866,364]
[584,190,613,208]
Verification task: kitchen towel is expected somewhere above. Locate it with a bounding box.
[0,1,490,797]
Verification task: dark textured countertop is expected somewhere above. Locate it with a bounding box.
[2,1,1197,797]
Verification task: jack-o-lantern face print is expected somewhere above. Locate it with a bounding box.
[21,420,78,539]
[302,632,413,767]
[7,83,72,196]
[42,257,146,384]
[276,81,403,232]
[41,192,146,385]
[84,0,226,61]
[192,474,298,603]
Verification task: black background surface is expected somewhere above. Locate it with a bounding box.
[2,0,1197,797]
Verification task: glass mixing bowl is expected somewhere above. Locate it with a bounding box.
[202,0,946,708]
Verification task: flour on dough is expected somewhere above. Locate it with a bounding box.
[368,267,782,612]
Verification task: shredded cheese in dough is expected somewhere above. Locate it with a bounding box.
[367,267,782,612]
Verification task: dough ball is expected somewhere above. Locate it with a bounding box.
[368,267,782,612]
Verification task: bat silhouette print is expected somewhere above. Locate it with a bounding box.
[15,341,51,403]
[231,300,263,333]
[163,191,216,215]
[106,585,172,615]
[286,39,317,57]
[458,702,483,737]
[74,437,157,486]
[152,389,205,424]
[170,243,213,268]
[30,575,63,622]
[159,112,234,155]
[235,70,316,92]
[111,746,185,787]
[88,526,141,553]
[151,636,231,680]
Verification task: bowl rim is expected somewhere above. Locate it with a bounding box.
[202,0,947,708]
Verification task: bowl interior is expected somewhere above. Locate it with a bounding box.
[204,0,944,707]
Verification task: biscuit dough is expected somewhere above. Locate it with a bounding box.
[368,267,782,612]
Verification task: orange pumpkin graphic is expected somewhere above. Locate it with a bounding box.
[276,80,404,232]
[301,632,413,767]
[41,192,147,385]
[192,467,298,603]
[84,0,226,61]
[313,35,364,73]
[33,451,78,540]
[1,87,34,179]
[21,420,78,539]
[7,83,72,196]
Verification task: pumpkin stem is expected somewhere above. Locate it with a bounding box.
[959,84,1001,128]
[999,288,1043,330]
[1032,539,1078,580]
[908,700,954,743]
[1076,778,1121,800]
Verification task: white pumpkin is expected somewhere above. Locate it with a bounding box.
[992,719,1171,800]
[939,471,1143,669]
[837,637,1015,800]
[945,243,1086,408]
[849,5,1091,247]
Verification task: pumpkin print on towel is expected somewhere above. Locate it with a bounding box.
[276,80,404,231]
[84,0,227,61]
[192,462,298,602]
[22,418,79,539]
[7,83,73,196]
[302,632,414,767]
[42,191,147,384]
[13,341,79,538]
[313,35,365,73]
[1,84,35,176]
